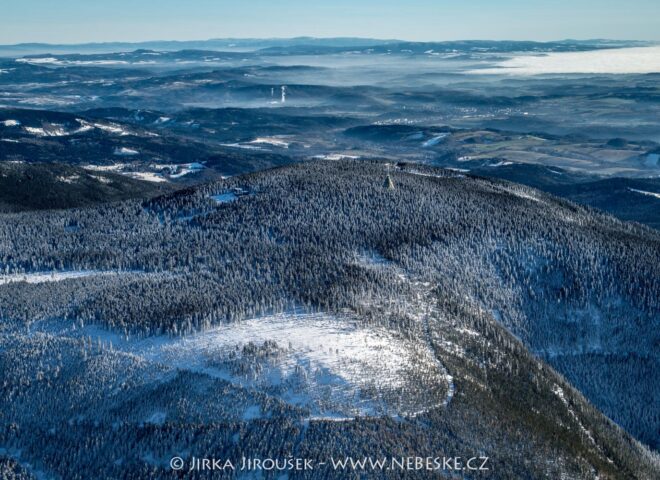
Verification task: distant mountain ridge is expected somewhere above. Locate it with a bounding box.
[0,37,651,57]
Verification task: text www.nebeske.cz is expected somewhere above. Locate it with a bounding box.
[174,456,490,472]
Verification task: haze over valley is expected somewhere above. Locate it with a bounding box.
[0,37,659,479]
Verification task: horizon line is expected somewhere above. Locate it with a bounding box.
[1,37,655,49]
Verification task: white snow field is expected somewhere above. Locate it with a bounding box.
[473,46,660,75]
[312,153,360,161]
[113,147,139,156]
[247,136,290,148]
[124,172,168,183]
[46,312,449,419]
[0,270,134,286]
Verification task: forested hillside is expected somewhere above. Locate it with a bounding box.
[0,160,658,478]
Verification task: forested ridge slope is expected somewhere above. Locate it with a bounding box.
[0,160,658,478]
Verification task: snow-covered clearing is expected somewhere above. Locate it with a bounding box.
[168,163,204,178]
[83,164,181,183]
[24,125,68,137]
[113,147,139,156]
[124,172,168,183]
[312,153,360,161]
[15,57,59,65]
[354,253,456,412]
[43,311,448,418]
[248,136,290,148]
[82,164,126,172]
[56,175,80,184]
[0,270,139,286]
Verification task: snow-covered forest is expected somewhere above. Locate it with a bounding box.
[1,160,658,479]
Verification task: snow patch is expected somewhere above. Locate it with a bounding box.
[113,147,139,156]
[312,153,360,161]
[23,123,73,137]
[82,164,126,172]
[0,270,133,286]
[498,185,543,203]
[168,163,204,178]
[628,187,660,200]
[16,57,59,65]
[124,172,167,183]
[422,133,449,148]
[89,174,112,184]
[56,175,80,184]
[23,126,48,137]
[248,137,290,148]
[93,122,131,136]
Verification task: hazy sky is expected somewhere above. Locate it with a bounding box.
[2,0,659,44]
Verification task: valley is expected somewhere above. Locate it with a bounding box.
[0,38,659,479]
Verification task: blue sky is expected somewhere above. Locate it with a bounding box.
[2,0,659,44]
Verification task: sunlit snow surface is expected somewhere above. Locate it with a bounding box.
[473,46,660,75]
[46,312,449,419]
[628,188,660,200]
[0,270,122,285]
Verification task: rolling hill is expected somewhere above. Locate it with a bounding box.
[0,160,658,478]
